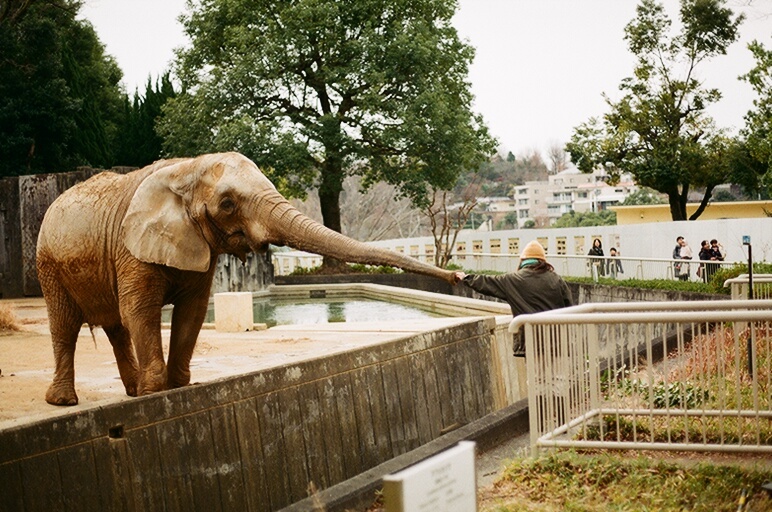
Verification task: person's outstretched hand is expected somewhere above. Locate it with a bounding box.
[454,271,467,284]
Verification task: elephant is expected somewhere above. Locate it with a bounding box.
[36,152,459,405]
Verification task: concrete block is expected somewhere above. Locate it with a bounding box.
[214,292,254,332]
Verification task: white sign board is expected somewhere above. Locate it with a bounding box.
[382,441,476,512]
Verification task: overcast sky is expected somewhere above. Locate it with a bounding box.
[80,0,771,158]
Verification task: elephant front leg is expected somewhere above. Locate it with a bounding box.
[166,296,209,389]
[104,324,139,397]
[120,298,167,396]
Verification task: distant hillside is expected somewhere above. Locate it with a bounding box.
[453,151,550,198]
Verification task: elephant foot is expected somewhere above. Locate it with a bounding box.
[119,371,139,397]
[137,366,168,396]
[124,383,138,397]
[116,368,139,397]
[46,383,78,406]
[167,370,191,389]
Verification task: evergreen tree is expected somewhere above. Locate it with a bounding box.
[115,74,178,167]
[0,0,123,176]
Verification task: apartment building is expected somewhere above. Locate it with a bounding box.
[512,167,636,226]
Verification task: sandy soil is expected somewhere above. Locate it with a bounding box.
[0,297,470,428]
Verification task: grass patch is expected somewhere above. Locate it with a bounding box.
[581,325,772,446]
[481,451,772,511]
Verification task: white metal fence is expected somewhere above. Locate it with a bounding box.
[273,250,743,282]
[451,253,743,282]
[510,300,772,455]
[724,274,772,300]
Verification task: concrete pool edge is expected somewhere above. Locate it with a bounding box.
[162,282,512,330]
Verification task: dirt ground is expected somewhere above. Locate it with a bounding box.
[0,297,471,428]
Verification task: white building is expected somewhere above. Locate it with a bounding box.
[513,167,637,226]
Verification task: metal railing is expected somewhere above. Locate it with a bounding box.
[724,274,772,300]
[509,300,772,455]
[452,253,742,282]
[272,250,742,282]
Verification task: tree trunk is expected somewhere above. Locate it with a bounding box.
[668,194,686,221]
[688,185,715,220]
[318,158,346,270]
[667,183,689,221]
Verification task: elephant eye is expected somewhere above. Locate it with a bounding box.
[220,197,235,214]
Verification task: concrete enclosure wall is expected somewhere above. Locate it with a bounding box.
[0,318,505,512]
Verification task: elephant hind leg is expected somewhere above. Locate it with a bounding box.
[104,324,139,397]
[42,284,84,406]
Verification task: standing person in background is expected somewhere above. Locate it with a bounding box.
[587,238,605,278]
[673,236,691,281]
[454,240,573,357]
[678,237,693,281]
[710,239,725,262]
[698,240,713,282]
[608,247,624,278]
[707,238,725,281]
[672,236,684,279]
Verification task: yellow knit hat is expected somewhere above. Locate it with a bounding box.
[519,240,546,261]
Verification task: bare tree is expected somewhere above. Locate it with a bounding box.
[339,177,427,241]
[290,176,428,242]
[547,142,569,175]
[424,176,482,268]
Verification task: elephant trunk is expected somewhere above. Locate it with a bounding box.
[256,192,458,284]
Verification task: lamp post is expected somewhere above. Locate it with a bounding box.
[743,235,754,376]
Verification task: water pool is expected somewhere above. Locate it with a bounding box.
[248,297,444,327]
[164,296,446,328]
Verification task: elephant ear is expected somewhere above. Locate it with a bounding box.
[122,160,211,272]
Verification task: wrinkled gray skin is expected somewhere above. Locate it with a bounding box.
[36,152,458,405]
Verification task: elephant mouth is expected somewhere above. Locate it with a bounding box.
[203,207,250,255]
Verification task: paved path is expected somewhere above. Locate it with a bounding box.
[477,432,531,488]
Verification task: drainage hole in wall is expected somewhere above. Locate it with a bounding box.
[108,425,124,439]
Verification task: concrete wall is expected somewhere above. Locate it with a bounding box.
[0,319,505,512]
[612,201,772,225]
[367,217,772,263]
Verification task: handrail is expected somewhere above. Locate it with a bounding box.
[509,299,772,331]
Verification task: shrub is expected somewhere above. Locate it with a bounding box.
[288,263,400,276]
[708,262,772,294]
[565,276,717,294]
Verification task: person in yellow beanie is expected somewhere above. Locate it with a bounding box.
[454,240,573,356]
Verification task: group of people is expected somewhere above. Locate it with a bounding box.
[587,238,623,278]
[451,235,727,359]
[672,236,725,282]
